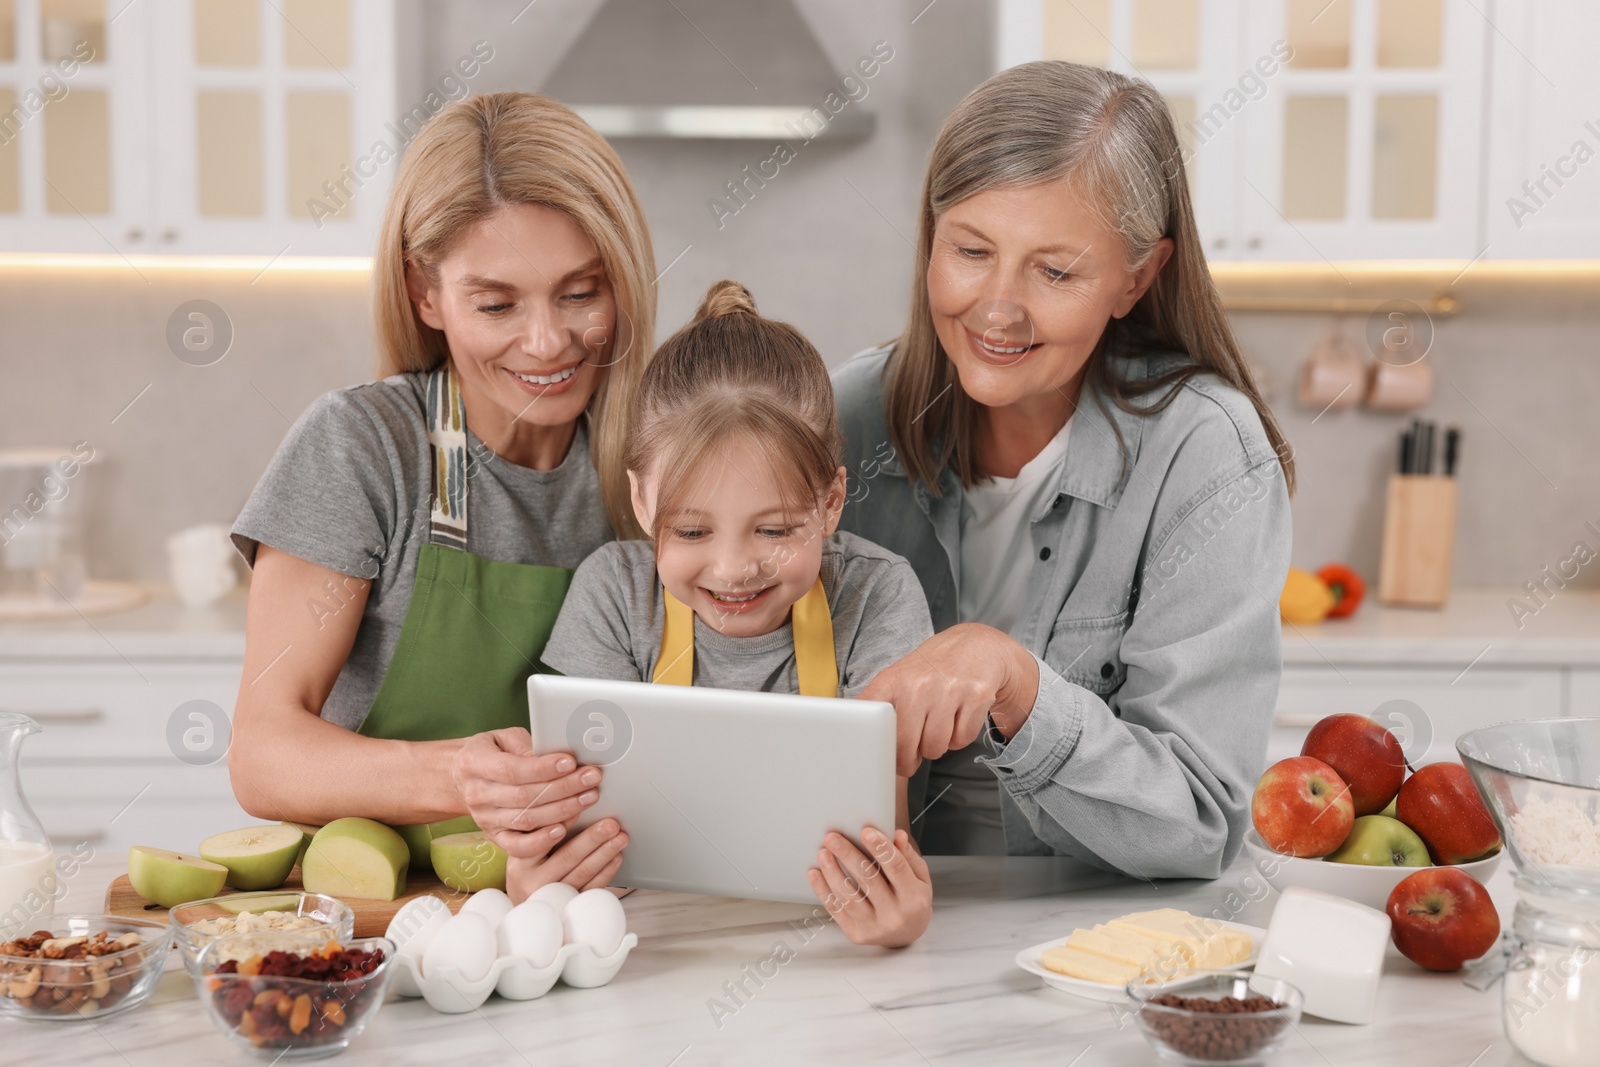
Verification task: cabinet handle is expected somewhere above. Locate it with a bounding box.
[161,228,178,243]
[1273,712,1323,728]
[1214,236,1229,249]
[2,708,106,725]
[48,830,108,845]
[1248,235,1263,249]
[126,228,144,242]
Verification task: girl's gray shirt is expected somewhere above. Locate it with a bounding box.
[832,344,1292,878]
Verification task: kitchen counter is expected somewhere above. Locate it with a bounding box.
[14,854,1533,1066]
[0,586,246,660]
[7,585,1597,668]
[1280,588,1600,667]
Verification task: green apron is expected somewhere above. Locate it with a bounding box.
[357,364,577,867]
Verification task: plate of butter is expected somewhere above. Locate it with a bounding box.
[1015,908,1265,1002]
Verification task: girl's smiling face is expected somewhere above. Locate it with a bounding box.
[630,441,847,639]
[407,202,617,464]
[926,182,1170,411]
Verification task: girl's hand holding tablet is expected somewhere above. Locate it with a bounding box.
[809,827,932,948]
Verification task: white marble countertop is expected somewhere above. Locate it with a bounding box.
[1280,588,1600,668]
[10,854,1538,1066]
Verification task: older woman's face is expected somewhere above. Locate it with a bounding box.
[926,182,1169,412]
[408,202,616,435]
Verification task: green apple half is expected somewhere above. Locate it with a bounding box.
[393,815,479,873]
[1326,814,1431,867]
[127,846,229,908]
[430,831,508,893]
[199,824,304,891]
[302,818,410,901]
[283,822,322,867]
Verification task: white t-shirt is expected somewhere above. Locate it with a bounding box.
[958,415,1073,635]
[925,415,1072,855]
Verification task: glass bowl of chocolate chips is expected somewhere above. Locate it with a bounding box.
[1126,969,1304,1066]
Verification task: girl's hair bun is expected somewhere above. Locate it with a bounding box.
[694,280,758,322]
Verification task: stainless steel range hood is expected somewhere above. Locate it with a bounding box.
[542,0,874,141]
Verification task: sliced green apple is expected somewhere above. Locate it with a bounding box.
[199,824,303,891]
[127,846,229,908]
[302,818,410,900]
[392,815,478,873]
[283,822,321,867]
[430,831,508,893]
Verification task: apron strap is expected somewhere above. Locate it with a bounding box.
[651,577,838,697]
[425,364,469,550]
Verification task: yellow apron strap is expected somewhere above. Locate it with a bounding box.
[651,577,838,697]
[790,577,838,698]
[652,585,697,686]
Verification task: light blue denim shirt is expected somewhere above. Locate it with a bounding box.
[833,343,1292,879]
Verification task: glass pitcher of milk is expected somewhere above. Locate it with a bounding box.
[0,714,55,937]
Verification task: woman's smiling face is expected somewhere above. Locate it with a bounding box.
[926,181,1169,411]
[408,202,617,446]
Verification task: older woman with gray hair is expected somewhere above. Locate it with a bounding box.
[833,61,1294,883]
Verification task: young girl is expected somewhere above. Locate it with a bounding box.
[528,281,935,947]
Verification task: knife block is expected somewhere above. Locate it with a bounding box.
[1377,475,1457,607]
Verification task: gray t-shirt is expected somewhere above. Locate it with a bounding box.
[541,531,934,698]
[231,373,615,729]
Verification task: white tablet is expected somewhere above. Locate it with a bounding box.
[527,674,897,904]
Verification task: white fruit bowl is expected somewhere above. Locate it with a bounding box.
[1244,830,1502,912]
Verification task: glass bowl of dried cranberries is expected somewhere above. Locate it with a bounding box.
[195,933,395,1059]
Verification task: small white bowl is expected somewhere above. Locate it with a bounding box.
[1244,829,1503,911]
[393,934,638,1013]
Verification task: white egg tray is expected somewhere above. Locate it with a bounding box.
[392,934,638,1013]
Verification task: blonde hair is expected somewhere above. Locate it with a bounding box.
[886,61,1295,495]
[626,281,842,546]
[374,92,658,539]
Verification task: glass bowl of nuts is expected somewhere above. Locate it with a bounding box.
[1126,970,1303,1066]
[195,932,395,1059]
[170,891,355,977]
[0,914,173,1022]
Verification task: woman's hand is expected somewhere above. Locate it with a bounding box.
[452,728,603,858]
[506,818,630,902]
[806,827,932,948]
[858,624,1041,776]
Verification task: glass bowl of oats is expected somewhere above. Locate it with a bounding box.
[170,892,354,977]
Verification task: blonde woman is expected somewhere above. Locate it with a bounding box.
[229,94,654,892]
[835,62,1295,878]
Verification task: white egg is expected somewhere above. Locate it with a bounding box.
[458,887,515,929]
[529,882,578,912]
[562,888,627,957]
[385,895,451,959]
[496,900,564,968]
[421,912,497,983]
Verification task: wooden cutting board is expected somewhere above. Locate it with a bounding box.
[104,867,465,938]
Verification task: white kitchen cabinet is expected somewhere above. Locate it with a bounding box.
[1268,664,1568,767]
[1480,2,1600,258]
[997,0,1491,261]
[0,0,398,255]
[2,658,252,857]
[1571,670,1600,720]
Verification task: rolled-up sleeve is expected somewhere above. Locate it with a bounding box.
[980,455,1292,879]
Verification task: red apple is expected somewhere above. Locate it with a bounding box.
[1251,756,1355,857]
[1301,713,1406,816]
[1386,867,1501,971]
[1395,762,1503,865]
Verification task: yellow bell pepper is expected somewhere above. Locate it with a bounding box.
[1279,568,1335,624]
